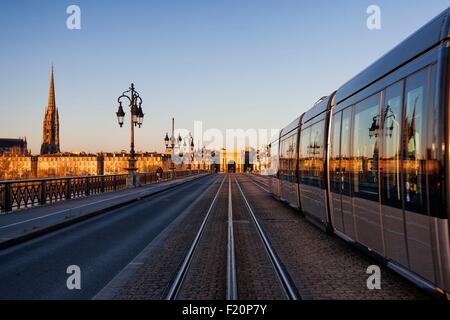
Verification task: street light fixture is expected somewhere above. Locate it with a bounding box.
[164,118,178,172]
[116,102,125,127]
[211,150,216,172]
[137,103,144,128]
[115,83,144,188]
[164,133,170,148]
[179,138,185,158]
[189,133,194,170]
[201,146,206,170]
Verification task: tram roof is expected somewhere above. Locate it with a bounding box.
[335,7,450,105]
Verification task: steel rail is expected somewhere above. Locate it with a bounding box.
[165,174,227,300]
[226,175,238,300]
[234,175,300,300]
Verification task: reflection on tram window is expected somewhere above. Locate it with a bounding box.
[310,121,325,188]
[380,81,403,208]
[330,113,342,193]
[279,136,288,180]
[426,65,446,218]
[341,108,352,196]
[299,121,325,188]
[289,134,298,182]
[352,93,380,201]
[403,69,427,214]
[299,127,311,185]
[269,140,279,176]
[280,132,298,182]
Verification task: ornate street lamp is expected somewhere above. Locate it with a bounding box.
[137,103,144,128]
[211,150,216,173]
[201,146,205,170]
[164,133,170,148]
[116,102,125,127]
[115,83,144,188]
[189,133,194,170]
[368,116,379,139]
[179,139,185,158]
[164,118,177,172]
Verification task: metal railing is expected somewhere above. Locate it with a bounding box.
[0,169,209,213]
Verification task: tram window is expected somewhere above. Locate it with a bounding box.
[279,137,286,180]
[341,108,352,196]
[380,81,403,208]
[288,132,298,182]
[280,133,297,182]
[330,112,342,193]
[299,127,311,185]
[284,137,290,181]
[403,69,428,214]
[284,137,291,181]
[270,140,279,176]
[310,121,325,188]
[352,93,381,201]
[426,65,446,218]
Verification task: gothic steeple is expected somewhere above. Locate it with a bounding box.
[48,64,56,112]
[41,65,61,155]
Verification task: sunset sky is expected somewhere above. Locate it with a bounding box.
[0,0,449,154]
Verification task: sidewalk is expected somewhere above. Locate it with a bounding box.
[0,173,209,249]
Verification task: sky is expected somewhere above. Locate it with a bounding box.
[0,0,449,154]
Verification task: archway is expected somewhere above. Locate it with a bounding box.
[227,160,236,173]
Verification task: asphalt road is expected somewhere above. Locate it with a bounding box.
[0,174,219,299]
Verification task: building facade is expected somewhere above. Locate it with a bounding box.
[0,137,29,156]
[40,65,60,155]
[218,147,265,173]
[0,153,164,180]
[219,148,244,173]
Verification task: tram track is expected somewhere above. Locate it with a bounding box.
[166,173,300,300]
[234,175,300,300]
[245,173,270,193]
[165,175,227,300]
[226,175,238,300]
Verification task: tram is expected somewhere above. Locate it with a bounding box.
[269,8,450,297]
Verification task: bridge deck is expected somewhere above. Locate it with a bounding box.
[97,173,428,300]
[0,173,431,300]
[0,173,208,249]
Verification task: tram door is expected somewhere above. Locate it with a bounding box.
[329,108,356,239]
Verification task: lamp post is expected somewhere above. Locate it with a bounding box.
[201,146,205,170]
[211,150,216,172]
[116,83,144,188]
[164,118,181,178]
[189,133,194,170]
[197,145,201,170]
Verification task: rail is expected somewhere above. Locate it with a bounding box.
[0,169,209,213]
[234,175,300,300]
[226,175,238,300]
[165,175,226,300]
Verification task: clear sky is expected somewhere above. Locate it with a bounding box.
[0,0,448,154]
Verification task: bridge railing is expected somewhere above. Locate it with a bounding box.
[0,169,210,214]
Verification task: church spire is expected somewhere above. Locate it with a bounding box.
[47,64,56,112]
[41,64,61,155]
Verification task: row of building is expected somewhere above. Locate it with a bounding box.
[0,153,164,180]
[0,148,270,180]
[0,66,270,180]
